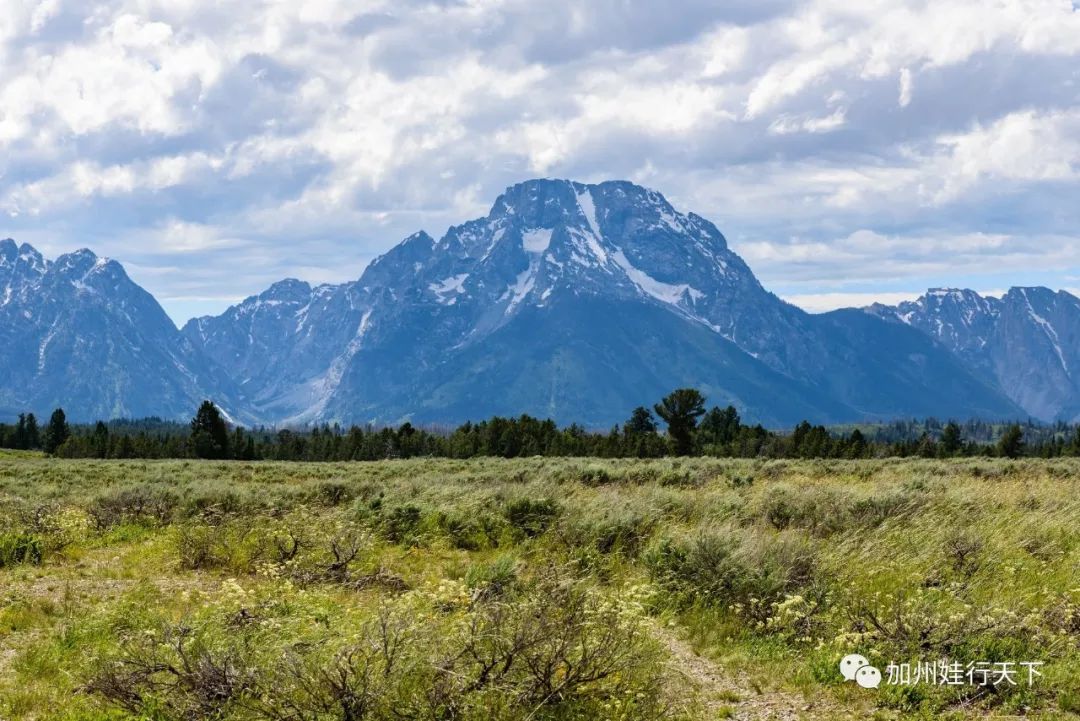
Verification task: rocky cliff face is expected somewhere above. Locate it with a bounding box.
[0,239,247,422]
[869,287,1080,421]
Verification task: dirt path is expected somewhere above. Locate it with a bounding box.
[654,625,843,721]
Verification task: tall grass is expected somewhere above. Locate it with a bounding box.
[0,456,1078,719]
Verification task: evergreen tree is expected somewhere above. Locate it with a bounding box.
[997,424,1025,459]
[115,434,135,459]
[941,421,963,456]
[654,388,706,456]
[699,405,741,446]
[1067,426,1080,457]
[25,413,40,449]
[92,421,110,459]
[190,400,231,459]
[916,432,937,458]
[43,408,70,454]
[624,406,658,435]
[13,414,28,449]
[848,429,868,458]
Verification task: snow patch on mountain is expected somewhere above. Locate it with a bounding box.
[522,229,552,254]
[1019,288,1069,373]
[612,249,702,306]
[430,273,469,304]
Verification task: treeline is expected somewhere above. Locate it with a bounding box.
[2,390,1078,461]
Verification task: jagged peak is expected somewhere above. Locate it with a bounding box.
[260,277,313,300]
[52,248,124,279]
[1,239,47,271]
[402,230,434,245]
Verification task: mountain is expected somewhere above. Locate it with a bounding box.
[868,288,1080,421]
[181,179,1020,426]
[0,238,248,422]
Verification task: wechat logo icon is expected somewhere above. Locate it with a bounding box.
[840,654,881,689]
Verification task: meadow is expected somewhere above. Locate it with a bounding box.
[1,455,1078,720]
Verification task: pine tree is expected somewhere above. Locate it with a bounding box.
[941,421,963,456]
[13,414,28,450]
[997,424,1025,459]
[654,388,706,456]
[92,421,110,459]
[25,413,41,449]
[190,400,230,459]
[43,408,70,454]
[1067,426,1080,457]
[848,429,867,458]
[624,406,657,436]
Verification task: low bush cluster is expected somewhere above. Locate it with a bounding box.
[87,571,669,721]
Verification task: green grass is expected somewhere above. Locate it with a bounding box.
[1,456,1078,720]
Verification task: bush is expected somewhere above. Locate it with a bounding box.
[658,469,701,488]
[89,573,670,721]
[503,498,558,537]
[182,488,246,518]
[381,504,423,545]
[88,487,178,530]
[559,506,656,559]
[646,528,819,623]
[577,465,614,486]
[312,481,355,507]
[175,519,273,572]
[86,623,259,719]
[438,510,505,550]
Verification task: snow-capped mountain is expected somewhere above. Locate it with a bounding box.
[2,179,1037,426]
[869,287,1080,421]
[0,238,248,422]
[180,179,1019,426]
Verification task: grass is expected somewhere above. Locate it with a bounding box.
[0,456,1078,720]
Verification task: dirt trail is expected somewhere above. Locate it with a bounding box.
[654,625,843,721]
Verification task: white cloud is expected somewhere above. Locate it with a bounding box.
[0,0,1078,323]
[782,291,924,313]
[932,109,1080,200]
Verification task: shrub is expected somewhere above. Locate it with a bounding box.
[438,510,505,550]
[577,465,614,486]
[944,531,984,577]
[88,487,178,530]
[89,574,670,721]
[85,623,259,719]
[658,469,700,488]
[646,528,819,623]
[559,506,656,558]
[381,504,423,545]
[503,498,558,537]
[312,481,355,507]
[727,473,754,489]
[175,519,273,572]
[182,488,246,519]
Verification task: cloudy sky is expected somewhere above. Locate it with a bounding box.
[2,0,1079,323]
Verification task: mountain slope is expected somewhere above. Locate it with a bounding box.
[0,238,247,422]
[183,179,1021,425]
[869,288,1080,421]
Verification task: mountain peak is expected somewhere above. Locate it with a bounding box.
[52,248,127,281]
[1,239,46,269]
[0,238,18,267]
[261,277,313,302]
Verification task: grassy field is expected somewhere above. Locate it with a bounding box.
[1,456,1078,720]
